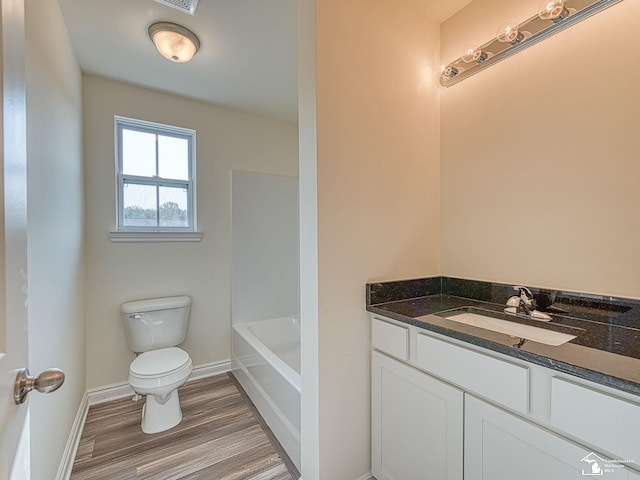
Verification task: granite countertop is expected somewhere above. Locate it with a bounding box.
[366,278,640,396]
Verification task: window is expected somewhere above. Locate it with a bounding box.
[114,116,196,236]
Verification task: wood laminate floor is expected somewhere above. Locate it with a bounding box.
[70,373,299,480]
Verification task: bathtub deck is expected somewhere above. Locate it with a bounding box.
[70,373,298,480]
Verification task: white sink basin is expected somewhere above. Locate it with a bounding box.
[444,312,578,346]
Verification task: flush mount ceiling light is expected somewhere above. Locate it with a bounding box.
[148,22,200,63]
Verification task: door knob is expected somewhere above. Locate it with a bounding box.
[13,368,65,405]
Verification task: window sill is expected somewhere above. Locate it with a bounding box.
[109,231,203,243]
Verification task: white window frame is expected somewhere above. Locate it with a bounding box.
[111,116,200,242]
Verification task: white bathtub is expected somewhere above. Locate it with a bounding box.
[232,316,300,470]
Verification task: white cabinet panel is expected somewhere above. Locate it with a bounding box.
[551,376,640,465]
[372,351,463,480]
[372,317,409,360]
[416,333,529,413]
[465,394,638,479]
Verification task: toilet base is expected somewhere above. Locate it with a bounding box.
[140,389,183,434]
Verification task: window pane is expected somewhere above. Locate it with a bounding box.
[116,116,196,232]
[122,129,156,177]
[158,135,189,180]
[123,182,157,227]
[159,185,189,228]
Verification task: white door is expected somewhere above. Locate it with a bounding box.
[0,0,30,477]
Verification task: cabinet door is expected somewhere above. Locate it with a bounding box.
[372,351,463,480]
[465,394,639,479]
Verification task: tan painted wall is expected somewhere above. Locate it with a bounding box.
[313,0,440,477]
[83,75,298,388]
[25,1,85,478]
[441,0,640,298]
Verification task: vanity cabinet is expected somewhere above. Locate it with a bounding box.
[371,351,463,480]
[465,394,639,480]
[370,315,640,480]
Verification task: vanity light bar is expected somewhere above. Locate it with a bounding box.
[440,0,624,87]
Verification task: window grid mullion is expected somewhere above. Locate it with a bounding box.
[155,134,160,227]
[122,176,189,189]
[156,183,160,227]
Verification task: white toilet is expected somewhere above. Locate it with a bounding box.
[121,296,193,434]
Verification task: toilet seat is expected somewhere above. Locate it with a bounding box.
[130,347,191,378]
[128,347,193,391]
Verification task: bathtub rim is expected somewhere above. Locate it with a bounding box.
[232,317,301,392]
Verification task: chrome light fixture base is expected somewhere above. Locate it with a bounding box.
[440,0,624,87]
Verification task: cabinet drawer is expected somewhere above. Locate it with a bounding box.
[416,333,529,413]
[551,377,640,463]
[371,317,409,360]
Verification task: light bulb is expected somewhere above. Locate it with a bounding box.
[461,44,487,64]
[441,65,459,79]
[496,22,522,44]
[538,0,567,21]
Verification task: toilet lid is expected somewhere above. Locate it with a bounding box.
[130,347,191,377]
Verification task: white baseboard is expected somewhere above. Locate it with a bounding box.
[55,392,89,480]
[86,359,231,405]
[297,474,373,480]
[188,359,232,381]
[87,381,134,405]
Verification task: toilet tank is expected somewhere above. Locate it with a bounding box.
[121,296,191,353]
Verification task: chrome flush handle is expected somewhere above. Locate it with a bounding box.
[13,368,65,405]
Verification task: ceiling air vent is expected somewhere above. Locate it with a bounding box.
[154,0,199,16]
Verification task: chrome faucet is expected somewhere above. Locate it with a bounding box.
[515,286,535,314]
[505,286,552,321]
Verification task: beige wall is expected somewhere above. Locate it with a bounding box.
[25,1,85,478]
[441,0,640,298]
[312,0,441,477]
[83,75,298,388]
